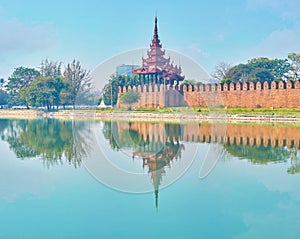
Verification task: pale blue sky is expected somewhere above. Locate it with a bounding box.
[1,0,300,82]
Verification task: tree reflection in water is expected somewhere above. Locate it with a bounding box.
[0,119,93,168]
[224,143,290,164]
[0,119,9,141]
[287,148,300,174]
[223,138,300,174]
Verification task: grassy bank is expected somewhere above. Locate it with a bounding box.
[95,107,300,116]
[2,107,300,122]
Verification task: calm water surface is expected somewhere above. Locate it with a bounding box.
[0,118,300,239]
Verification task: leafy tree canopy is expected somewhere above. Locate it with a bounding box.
[102,74,133,106]
[119,89,140,106]
[225,57,292,83]
[180,79,196,86]
[20,76,64,109]
[39,59,62,78]
[288,53,300,80]
[6,67,40,106]
[4,59,94,109]
[0,89,7,105]
[63,59,91,109]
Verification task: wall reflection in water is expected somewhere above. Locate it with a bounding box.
[103,121,300,172]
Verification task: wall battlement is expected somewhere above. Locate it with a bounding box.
[117,79,300,108]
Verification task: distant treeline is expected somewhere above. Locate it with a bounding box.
[211,54,300,84]
[0,59,99,109]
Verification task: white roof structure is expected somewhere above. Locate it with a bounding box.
[98,99,111,108]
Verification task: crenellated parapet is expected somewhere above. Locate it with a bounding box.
[119,79,300,94]
[182,79,300,108]
[179,80,299,92]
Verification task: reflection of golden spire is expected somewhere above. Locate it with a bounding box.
[150,161,163,210]
[124,122,184,209]
[155,189,158,211]
[132,140,185,209]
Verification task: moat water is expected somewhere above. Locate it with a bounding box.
[0,118,300,239]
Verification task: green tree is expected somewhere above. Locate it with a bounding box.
[63,60,91,109]
[0,90,7,106]
[251,68,274,82]
[226,57,291,83]
[40,59,62,78]
[226,64,251,83]
[119,89,140,109]
[22,76,64,109]
[180,79,196,86]
[59,78,72,109]
[127,74,140,86]
[102,75,120,106]
[102,74,146,106]
[248,57,290,81]
[6,67,40,106]
[288,53,300,80]
[220,78,232,84]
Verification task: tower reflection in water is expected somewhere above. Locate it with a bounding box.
[102,121,300,208]
[102,121,185,209]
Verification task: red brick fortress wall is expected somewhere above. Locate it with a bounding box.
[117,80,300,108]
[183,80,300,108]
[117,84,188,108]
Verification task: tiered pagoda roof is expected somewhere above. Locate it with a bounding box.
[132,17,184,83]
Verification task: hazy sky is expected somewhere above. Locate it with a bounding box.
[1,0,300,82]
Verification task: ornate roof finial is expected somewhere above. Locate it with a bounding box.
[154,16,158,38]
[151,15,161,48]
